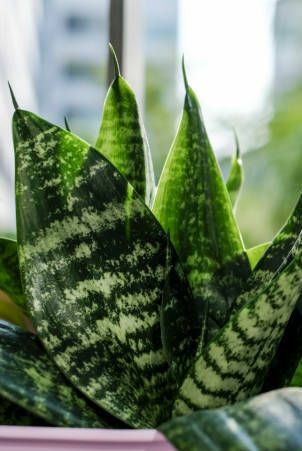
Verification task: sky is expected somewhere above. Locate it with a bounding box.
[179,0,277,154]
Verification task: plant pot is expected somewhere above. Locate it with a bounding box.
[0,426,175,451]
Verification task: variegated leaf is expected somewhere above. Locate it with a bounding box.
[13,108,198,428]
[153,59,250,344]
[161,388,302,451]
[173,231,302,416]
[95,44,155,206]
[235,190,302,390]
[0,321,120,427]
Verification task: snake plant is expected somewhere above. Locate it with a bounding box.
[0,48,302,450]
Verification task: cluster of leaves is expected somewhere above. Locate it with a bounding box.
[0,47,302,449]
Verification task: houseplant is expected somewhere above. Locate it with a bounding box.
[0,46,302,450]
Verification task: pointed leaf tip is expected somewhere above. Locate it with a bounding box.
[181,55,189,92]
[64,116,71,132]
[109,43,121,77]
[8,82,19,110]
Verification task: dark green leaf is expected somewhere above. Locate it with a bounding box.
[13,109,197,428]
[291,358,302,387]
[160,235,200,379]
[153,60,250,343]
[173,231,302,416]
[161,388,302,451]
[0,320,121,427]
[226,131,243,210]
[263,296,302,390]
[95,45,155,206]
[0,396,48,426]
[0,237,25,309]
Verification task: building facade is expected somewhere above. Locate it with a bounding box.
[0,0,41,231]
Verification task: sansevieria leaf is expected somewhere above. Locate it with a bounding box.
[161,388,302,451]
[173,230,302,416]
[95,44,155,206]
[153,59,250,343]
[0,237,25,309]
[235,191,302,390]
[259,192,302,390]
[0,321,120,427]
[13,107,198,428]
[226,131,243,210]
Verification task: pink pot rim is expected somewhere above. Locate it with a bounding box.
[0,426,175,450]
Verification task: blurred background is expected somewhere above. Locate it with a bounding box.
[0,0,301,248]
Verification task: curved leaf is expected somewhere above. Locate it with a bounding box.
[13,109,198,428]
[0,321,120,427]
[153,60,250,343]
[0,237,25,309]
[226,131,243,210]
[95,45,155,206]
[173,231,302,416]
[161,388,302,451]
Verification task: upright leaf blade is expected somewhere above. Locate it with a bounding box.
[226,131,243,210]
[14,109,198,428]
[153,60,250,343]
[95,45,155,206]
[0,321,120,427]
[161,388,302,451]
[173,232,302,416]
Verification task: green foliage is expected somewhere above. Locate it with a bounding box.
[95,45,155,206]
[14,108,198,428]
[153,60,251,344]
[0,49,301,447]
[0,321,119,427]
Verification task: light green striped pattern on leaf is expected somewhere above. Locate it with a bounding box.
[13,109,197,428]
[0,321,119,427]
[173,231,302,416]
